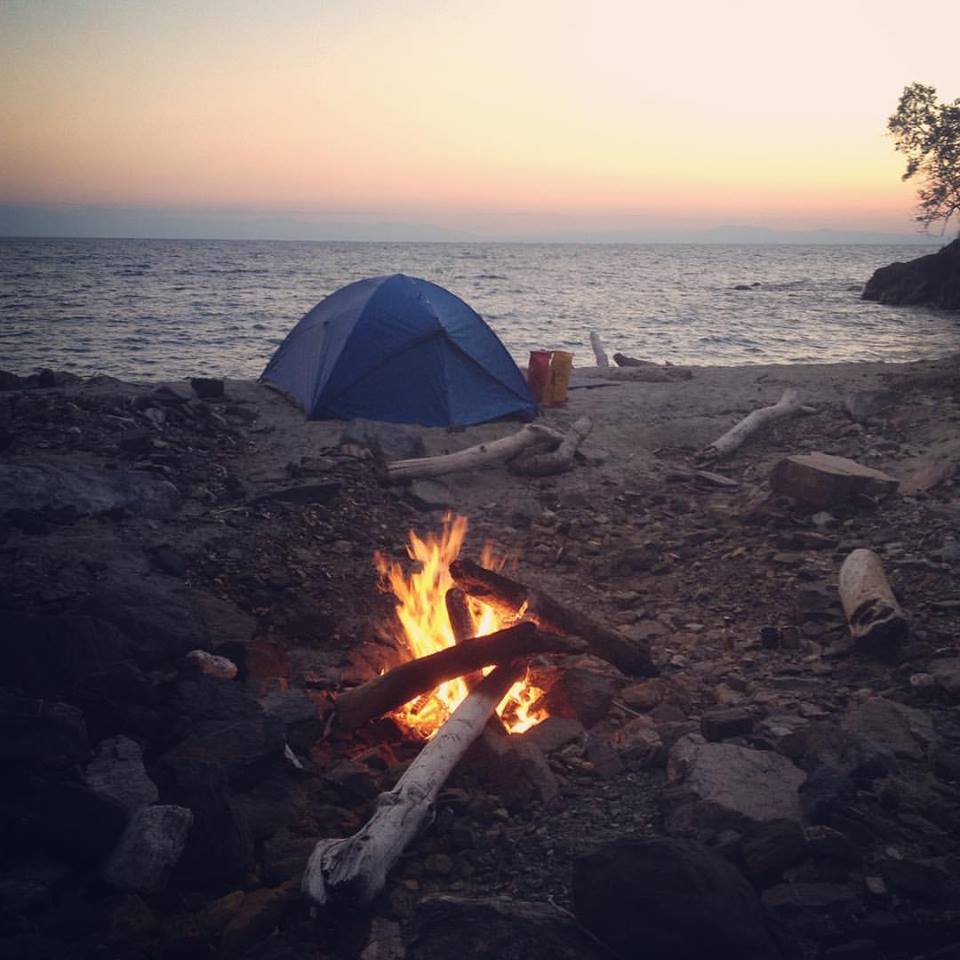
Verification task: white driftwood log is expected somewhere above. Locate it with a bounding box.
[839,548,908,656]
[386,424,563,481]
[302,664,521,906]
[589,332,610,368]
[509,416,593,477]
[699,388,803,461]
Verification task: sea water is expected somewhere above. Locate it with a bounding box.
[1,238,957,381]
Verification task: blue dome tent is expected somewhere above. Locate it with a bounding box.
[261,274,535,427]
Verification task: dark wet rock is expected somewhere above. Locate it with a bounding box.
[161,759,254,888]
[539,667,616,728]
[34,780,129,864]
[104,804,194,893]
[190,377,225,399]
[261,831,316,885]
[762,881,859,918]
[841,698,937,761]
[574,837,784,960]
[862,237,960,311]
[741,819,807,887]
[411,894,606,960]
[4,613,133,697]
[701,706,755,742]
[665,734,806,835]
[219,886,291,959]
[73,581,218,667]
[0,691,88,763]
[84,735,158,813]
[0,461,180,518]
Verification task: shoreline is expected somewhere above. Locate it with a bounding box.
[3,352,960,957]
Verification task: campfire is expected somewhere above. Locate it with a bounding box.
[374,513,547,738]
[304,517,657,907]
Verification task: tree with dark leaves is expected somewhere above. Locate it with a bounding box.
[888,83,960,234]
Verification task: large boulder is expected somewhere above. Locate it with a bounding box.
[573,838,784,960]
[862,237,960,311]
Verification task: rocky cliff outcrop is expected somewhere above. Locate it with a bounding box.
[862,237,960,311]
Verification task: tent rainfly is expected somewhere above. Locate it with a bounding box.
[260,274,536,427]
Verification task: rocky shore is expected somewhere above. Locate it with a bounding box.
[2,355,960,960]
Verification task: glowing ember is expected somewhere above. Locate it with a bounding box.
[374,513,547,738]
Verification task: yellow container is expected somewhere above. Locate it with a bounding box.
[546,350,574,406]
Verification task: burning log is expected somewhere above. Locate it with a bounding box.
[386,424,564,482]
[698,388,804,461]
[509,416,593,477]
[450,558,658,677]
[445,587,485,693]
[303,663,522,907]
[335,623,581,730]
[839,548,908,657]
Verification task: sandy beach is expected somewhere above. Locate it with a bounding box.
[3,353,960,958]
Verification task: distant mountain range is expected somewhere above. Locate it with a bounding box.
[0,203,945,246]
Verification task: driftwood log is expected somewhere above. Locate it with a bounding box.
[445,586,483,692]
[335,623,581,729]
[303,664,522,906]
[509,416,593,477]
[450,558,657,677]
[386,424,563,481]
[839,548,908,657]
[590,332,610,367]
[699,388,803,461]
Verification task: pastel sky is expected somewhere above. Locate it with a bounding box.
[1,0,958,238]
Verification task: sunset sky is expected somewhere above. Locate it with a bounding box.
[1,0,958,239]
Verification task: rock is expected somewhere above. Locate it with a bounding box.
[770,453,899,509]
[158,759,255,886]
[4,613,133,697]
[841,698,937,761]
[701,707,754,742]
[104,804,194,893]
[862,237,960,311]
[341,420,426,461]
[261,831,317,885]
[880,856,960,904]
[468,729,558,810]
[190,377,225,399]
[0,461,180,517]
[539,668,616,728]
[620,676,691,713]
[0,691,88,763]
[516,716,585,754]
[410,894,606,960]
[613,716,664,769]
[184,649,238,680]
[573,838,784,960]
[254,482,340,506]
[761,881,858,918]
[844,390,896,424]
[741,819,807,886]
[406,479,455,510]
[219,886,290,959]
[665,734,806,835]
[929,658,960,702]
[85,735,158,813]
[34,780,129,864]
[754,715,808,760]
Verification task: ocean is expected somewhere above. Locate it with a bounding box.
[1,238,957,381]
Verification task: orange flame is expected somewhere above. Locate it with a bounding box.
[374,513,547,738]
